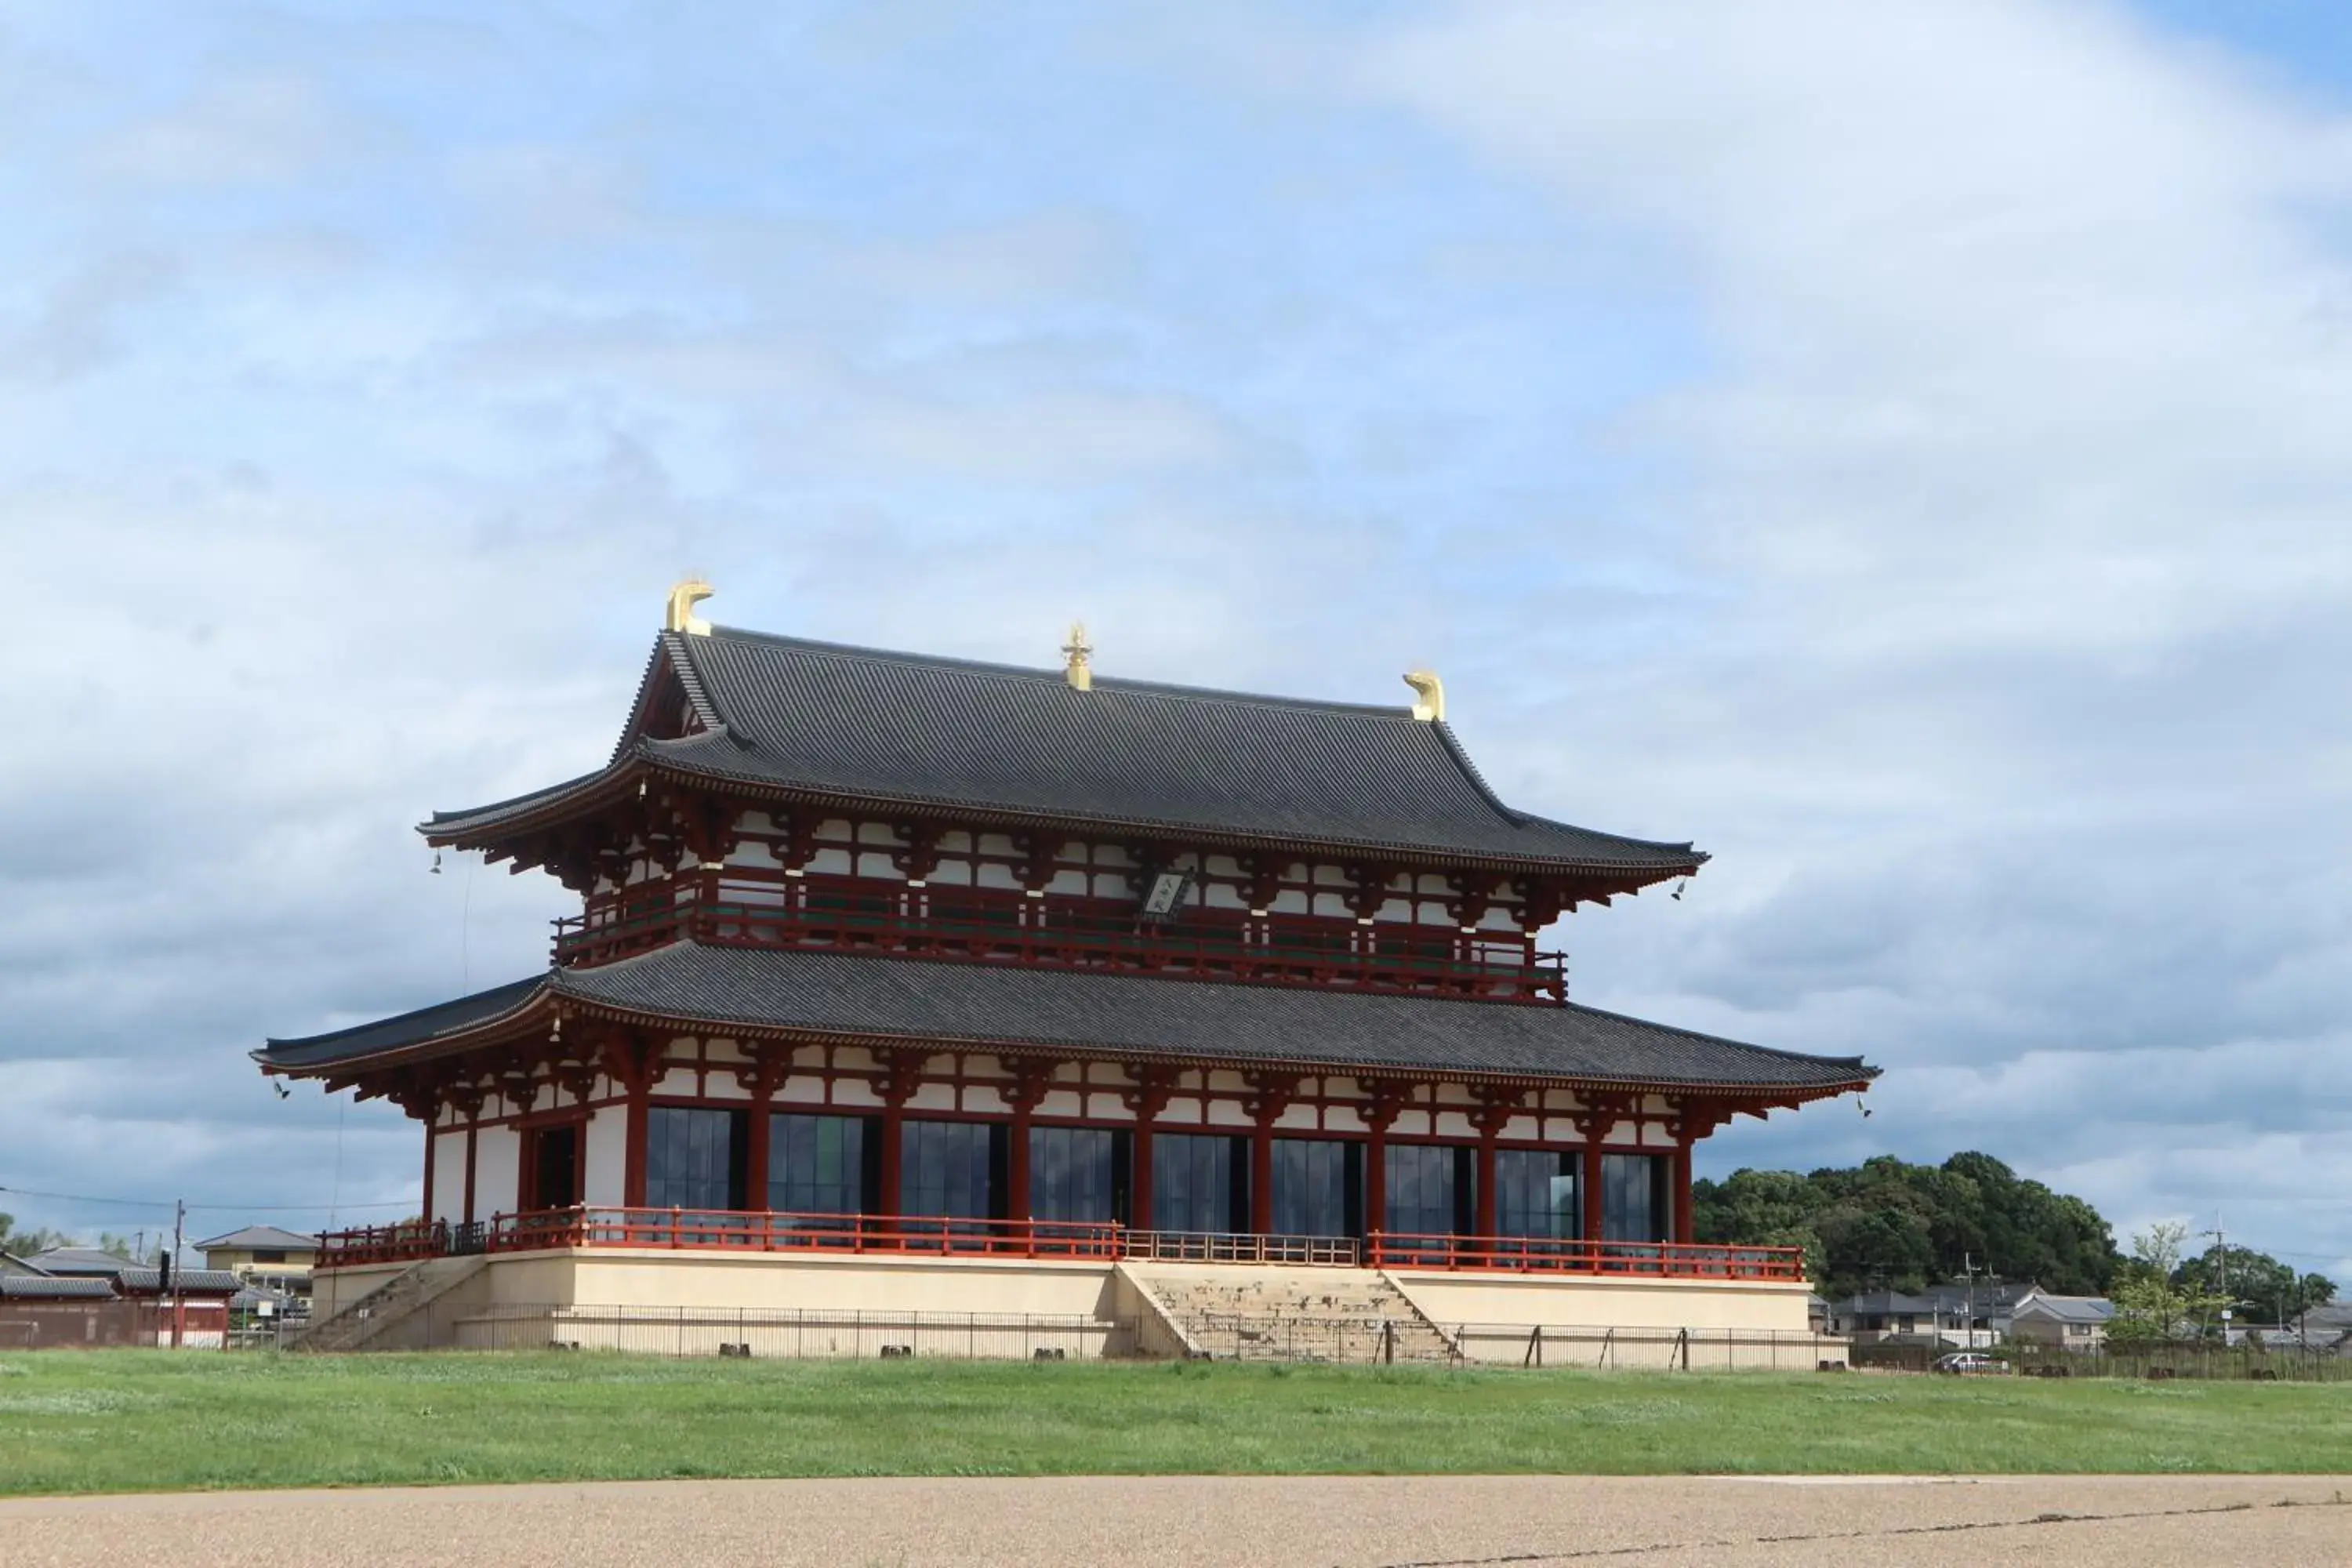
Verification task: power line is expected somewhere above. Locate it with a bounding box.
[0,1183,416,1215]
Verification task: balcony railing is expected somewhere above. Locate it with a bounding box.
[1365,1232,1806,1282]
[318,1209,1804,1283]
[313,1219,487,1268]
[553,878,1566,1001]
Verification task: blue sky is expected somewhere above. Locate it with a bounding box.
[2,1,2347,1284]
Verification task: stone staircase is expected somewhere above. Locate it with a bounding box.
[1127,1265,1460,1364]
[291,1256,487,1352]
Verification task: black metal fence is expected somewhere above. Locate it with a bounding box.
[238,1302,1142,1359]
[1847,1338,2352,1381]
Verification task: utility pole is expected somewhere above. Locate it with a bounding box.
[169,1200,186,1351]
[1964,1254,1981,1349]
[2201,1213,2227,1345]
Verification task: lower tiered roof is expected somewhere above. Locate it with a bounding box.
[258,942,1875,1096]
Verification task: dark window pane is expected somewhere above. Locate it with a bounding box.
[1602,1153,1664,1242]
[1151,1132,1236,1232]
[1385,1144,1460,1237]
[1495,1149,1577,1240]
[646,1108,736,1211]
[1029,1127,1117,1223]
[1272,1138,1358,1237]
[902,1120,995,1219]
[771,1114,867,1215]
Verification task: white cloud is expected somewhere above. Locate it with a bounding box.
[0,1,2344,1276]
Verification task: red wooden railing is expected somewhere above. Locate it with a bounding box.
[1366,1232,1806,1282]
[318,1209,1803,1282]
[312,1219,460,1267]
[550,877,1566,1002]
[486,1208,1125,1259]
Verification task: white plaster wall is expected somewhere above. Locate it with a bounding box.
[1388,1272,1813,1336]
[584,1107,627,1207]
[474,1124,523,1218]
[429,1131,468,1224]
[776,1074,829,1108]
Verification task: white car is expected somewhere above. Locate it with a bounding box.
[1933,1352,2005,1374]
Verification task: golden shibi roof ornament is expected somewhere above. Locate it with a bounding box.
[1062,620,1094,691]
[1403,670,1445,723]
[666,578,714,636]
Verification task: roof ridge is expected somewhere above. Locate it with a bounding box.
[691,623,1418,720]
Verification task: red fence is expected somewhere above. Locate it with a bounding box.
[0,1299,230,1351]
[321,1208,1804,1282]
[1367,1232,1806,1282]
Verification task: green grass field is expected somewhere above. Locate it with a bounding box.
[1,1352,2344,1496]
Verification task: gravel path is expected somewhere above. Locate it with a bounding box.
[3,1475,2347,1566]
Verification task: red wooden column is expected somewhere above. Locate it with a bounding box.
[419,1102,438,1225]
[1582,1141,1606,1244]
[1004,1059,1056,1228]
[1469,1087,1523,1240]
[1250,1124,1275,1236]
[880,1103,905,1217]
[1122,1067,1175,1232]
[1672,1140,1695,1247]
[1473,1138,1498,1239]
[871,1050,927,1221]
[450,1087,485,1225]
[1244,1073,1298,1236]
[602,1031,658,1210]
[1573,1098,1621,1246]
[736,1044,786,1212]
[1361,1082,1409,1244]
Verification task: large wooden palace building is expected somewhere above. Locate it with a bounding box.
[261,586,1874,1358]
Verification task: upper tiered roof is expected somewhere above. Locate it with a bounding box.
[425,626,1706,876]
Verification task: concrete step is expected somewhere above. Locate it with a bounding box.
[292,1256,485,1353]
[1127,1262,1460,1365]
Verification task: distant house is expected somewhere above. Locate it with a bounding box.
[0,1250,53,1278]
[2008,1290,2114,1352]
[2272,1303,2352,1356]
[1824,1281,2029,1348]
[196,1225,320,1298]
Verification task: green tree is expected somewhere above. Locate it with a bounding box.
[2174,1244,2336,1325]
[0,1213,70,1258]
[1692,1152,2121,1300]
[2108,1223,2228,1345]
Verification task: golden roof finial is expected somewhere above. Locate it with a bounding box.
[1062,620,1094,691]
[1403,670,1445,723]
[666,578,714,636]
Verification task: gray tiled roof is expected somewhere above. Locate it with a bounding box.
[260,978,543,1070]
[260,942,1874,1093]
[24,1247,135,1277]
[194,1225,319,1251]
[2013,1293,2115,1324]
[115,1267,245,1294]
[427,629,1707,873]
[0,1279,114,1298]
